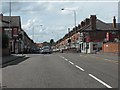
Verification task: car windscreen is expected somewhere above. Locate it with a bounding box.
[42,46,50,49]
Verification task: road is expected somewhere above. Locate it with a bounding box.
[2,53,118,88]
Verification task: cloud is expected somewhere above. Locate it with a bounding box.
[1,2,53,15]
[22,18,37,30]
[1,1,119,43]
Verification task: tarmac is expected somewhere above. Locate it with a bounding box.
[1,51,119,67]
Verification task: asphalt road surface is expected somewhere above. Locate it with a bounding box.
[2,53,118,88]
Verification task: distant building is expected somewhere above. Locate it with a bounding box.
[36,43,43,48]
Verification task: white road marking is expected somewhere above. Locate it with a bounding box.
[59,55,85,71]
[69,61,74,65]
[59,55,65,59]
[89,74,112,88]
[59,55,68,61]
[75,65,85,71]
[104,59,109,60]
[65,58,68,61]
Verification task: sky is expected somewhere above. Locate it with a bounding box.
[1,0,119,43]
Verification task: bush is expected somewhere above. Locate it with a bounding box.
[2,33,9,48]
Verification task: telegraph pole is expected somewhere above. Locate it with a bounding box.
[9,0,11,55]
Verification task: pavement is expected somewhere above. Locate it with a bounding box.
[2,54,26,65]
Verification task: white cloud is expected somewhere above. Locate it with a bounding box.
[1,1,119,43]
[22,18,37,30]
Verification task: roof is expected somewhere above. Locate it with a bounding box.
[0,16,21,28]
[79,19,119,32]
[108,23,120,30]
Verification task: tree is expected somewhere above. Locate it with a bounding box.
[50,39,54,46]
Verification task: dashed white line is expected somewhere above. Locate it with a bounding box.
[59,55,65,59]
[59,55,113,88]
[59,55,68,61]
[89,74,112,88]
[69,61,74,65]
[75,65,85,71]
[59,55,85,71]
[65,58,68,61]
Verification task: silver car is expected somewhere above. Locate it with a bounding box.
[40,46,52,54]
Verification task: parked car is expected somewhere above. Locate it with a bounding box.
[40,46,52,54]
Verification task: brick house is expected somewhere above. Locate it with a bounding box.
[22,30,36,53]
[0,13,24,54]
[78,15,119,53]
[55,15,119,53]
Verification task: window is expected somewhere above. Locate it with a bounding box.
[93,43,97,50]
[4,28,12,38]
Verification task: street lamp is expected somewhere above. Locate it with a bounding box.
[32,24,43,41]
[61,8,77,49]
[61,8,77,32]
[8,0,11,54]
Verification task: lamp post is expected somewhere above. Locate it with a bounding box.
[32,24,43,42]
[8,0,11,55]
[61,8,77,49]
[61,8,77,32]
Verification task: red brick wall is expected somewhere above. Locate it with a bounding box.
[89,31,106,42]
[102,42,120,53]
[71,33,80,42]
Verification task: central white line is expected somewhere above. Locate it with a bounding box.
[65,58,68,61]
[89,74,112,88]
[75,65,85,71]
[69,61,74,65]
[59,55,68,61]
[59,55,65,59]
[59,55,85,72]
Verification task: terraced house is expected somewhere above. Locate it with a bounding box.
[56,15,120,54]
[1,13,24,54]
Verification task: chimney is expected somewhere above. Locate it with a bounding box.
[0,13,3,21]
[113,16,116,28]
[81,21,85,27]
[90,15,97,30]
[78,24,81,29]
[85,18,90,25]
[75,26,78,30]
[73,27,75,31]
